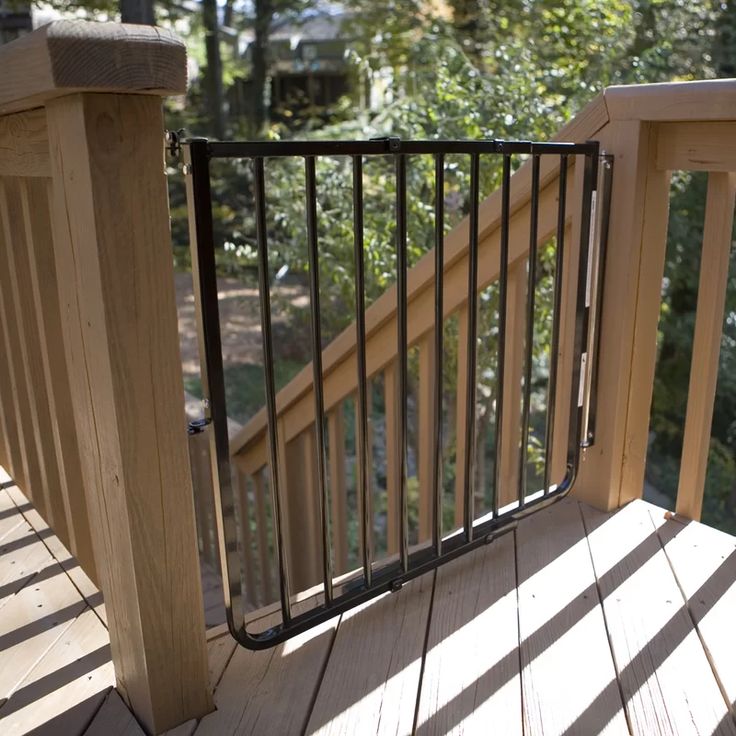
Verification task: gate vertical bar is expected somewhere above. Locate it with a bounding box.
[566,148,599,479]
[395,152,409,572]
[353,154,373,585]
[253,156,292,624]
[464,153,480,540]
[493,155,511,515]
[518,154,540,503]
[544,155,568,493]
[184,139,245,632]
[433,153,445,555]
[304,156,333,604]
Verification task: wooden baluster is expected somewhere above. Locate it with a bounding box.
[3,177,68,539]
[550,222,575,484]
[0,178,45,516]
[284,427,321,593]
[21,177,95,576]
[254,468,274,605]
[328,406,349,575]
[453,304,469,528]
[676,172,736,520]
[190,431,216,566]
[498,263,527,508]
[417,333,435,541]
[0,247,22,486]
[233,469,257,609]
[384,360,400,555]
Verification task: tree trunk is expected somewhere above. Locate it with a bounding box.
[120,0,155,25]
[223,0,235,28]
[202,0,226,139]
[251,0,273,136]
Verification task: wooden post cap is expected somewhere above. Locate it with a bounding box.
[0,20,187,115]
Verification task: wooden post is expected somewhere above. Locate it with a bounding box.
[45,90,212,733]
[0,20,214,733]
[573,121,672,510]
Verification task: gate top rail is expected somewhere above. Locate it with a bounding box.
[0,19,186,116]
[206,138,599,158]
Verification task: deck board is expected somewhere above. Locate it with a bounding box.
[517,499,628,735]
[305,574,433,735]
[0,606,113,735]
[650,505,736,713]
[582,500,736,735]
[414,530,521,736]
[196,602,338,736]
[4,468,736,736]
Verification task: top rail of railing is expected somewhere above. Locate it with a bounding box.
[0,20,186,116]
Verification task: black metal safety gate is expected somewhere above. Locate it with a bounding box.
[182,136,613,650]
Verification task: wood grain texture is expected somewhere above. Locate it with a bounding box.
[0,108,50,177]
[656,121,736,172]
[582,500,736,735]
[676,173,736,520]
[415,532,521,736]
[0,20,186,116]
[46,92,211,733]
[306,574,433,736]
[517,499,627,735]
[652,508,736,714]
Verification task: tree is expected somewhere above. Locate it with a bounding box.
[202,0,226,138]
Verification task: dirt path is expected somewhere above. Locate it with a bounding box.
[176,270,309,379]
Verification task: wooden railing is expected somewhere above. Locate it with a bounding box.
[0,22,211,735]
[217,80,736,604]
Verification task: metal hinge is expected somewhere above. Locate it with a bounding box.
[165,129,185,160]
[187,417,212,436]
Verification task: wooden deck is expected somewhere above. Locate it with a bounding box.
[1,474,735,736]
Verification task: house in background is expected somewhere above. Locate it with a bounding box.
[227,9,375,128]
[0,0,31,44]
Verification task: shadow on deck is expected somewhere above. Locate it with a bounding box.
[1,476,735,735]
